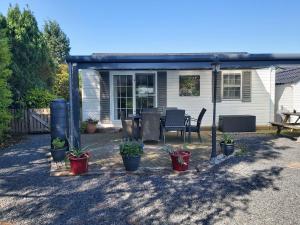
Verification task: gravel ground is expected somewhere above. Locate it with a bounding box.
[0,134,299,225]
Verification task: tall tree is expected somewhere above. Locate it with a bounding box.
[43,20,70,66]
[52,64,69,100]
[6,5,55,104]
[0,14,12,141]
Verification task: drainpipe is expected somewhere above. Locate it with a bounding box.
[211,62,220,162]
[68,63,74,149]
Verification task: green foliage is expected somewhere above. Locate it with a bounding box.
[220,133,234,144]
[25,88,56,108]
[43,20,70,66]
[86,117,99,124]
[81,121,88,133]
[119,141,143,157]
[52,138,65,150]
[52,64,69,100]
[6,5,55,104]
[0,14,12,143]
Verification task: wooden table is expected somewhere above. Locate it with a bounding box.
[129,114,191,143]
[270,112,300,141]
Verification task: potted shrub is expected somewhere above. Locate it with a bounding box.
[51,138,67,162]
[86,117,99,134]
[119,141,143,171]
[162,145,191,172]
[220,134,235,156]
[67,145,90,175]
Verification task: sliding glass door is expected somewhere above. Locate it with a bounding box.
[113,73,156,120]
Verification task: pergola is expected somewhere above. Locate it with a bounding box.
[66,53,300,162]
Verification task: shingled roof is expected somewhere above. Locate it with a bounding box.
[276,68,300,84]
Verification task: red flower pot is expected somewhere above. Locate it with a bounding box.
[69,153,89,175]
[170,150,191,171]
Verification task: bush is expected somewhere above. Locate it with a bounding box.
[25,88,56,108]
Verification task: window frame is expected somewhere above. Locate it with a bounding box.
[221,71,243,101]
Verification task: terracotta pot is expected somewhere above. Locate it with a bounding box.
[69,153,89,175]
[86,123,97,134]
[170,150,191,171]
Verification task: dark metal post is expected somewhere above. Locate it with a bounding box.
[68,63,81,149]
[211,63,220,161]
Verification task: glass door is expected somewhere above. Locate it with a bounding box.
[113,75,133,119]
[135,73,156,114]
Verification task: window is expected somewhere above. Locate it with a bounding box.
[113,75,133,119]
[179,75,200,96]
[223,73,241,100]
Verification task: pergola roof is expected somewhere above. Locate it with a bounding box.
[66,52,300,70]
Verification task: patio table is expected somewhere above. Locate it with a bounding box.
[270,112,300,135]
[129,114,191,142]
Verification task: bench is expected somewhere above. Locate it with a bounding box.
[270,122,300,134]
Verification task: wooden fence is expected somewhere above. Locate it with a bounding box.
[10,108,50,134]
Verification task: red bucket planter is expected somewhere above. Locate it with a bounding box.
[68,153,90,175]
[170,150,191,171]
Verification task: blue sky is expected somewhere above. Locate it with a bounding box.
[1,0,300,55]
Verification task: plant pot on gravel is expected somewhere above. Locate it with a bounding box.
[120,141,143,172]
[68,152,89,175]
[162,145,191,172]
[220,134,235,156]
[50,138,67,162]
[86,117,99,134]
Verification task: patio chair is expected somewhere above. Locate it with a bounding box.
[142,108,159,113]
[141,112,161,142]
[163,109,186,143]
[162,107,178,116]
[185,108,206,142]
[120,111,133,140]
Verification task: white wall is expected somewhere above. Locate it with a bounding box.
[167,68,275,126]
[293,82,300,112]
[81,69,100,124]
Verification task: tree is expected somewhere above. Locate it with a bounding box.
[0,14,12,142]
[6,5,55,104]
[52,64,69,100]
[43,20,70,66]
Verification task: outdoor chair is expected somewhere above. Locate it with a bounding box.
[163,109,186,143]
[142,108,159,113]
[186,108,206,142]
[162,107,178,116]
[141,112,161,142]
[120,111,133,140]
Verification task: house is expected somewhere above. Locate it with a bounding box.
[66,52,300,153]
[79,53,276,128]
[275,68,300,122]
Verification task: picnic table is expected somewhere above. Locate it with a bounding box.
[129,114,192,143]
[270,112,300,135]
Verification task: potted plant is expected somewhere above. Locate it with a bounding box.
[86,117,99,134]
[51,138,67,162]
[220,134,235,156]
[67,145,90,175]
[119,141,143,171]
[162,145,191,172]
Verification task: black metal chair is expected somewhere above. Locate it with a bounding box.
[186,108,206,142]
[163,109,186,143]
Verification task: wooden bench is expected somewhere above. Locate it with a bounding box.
[270,122,300,134]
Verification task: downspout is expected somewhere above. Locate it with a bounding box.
[270,66,275,124]
[68,63,74,149]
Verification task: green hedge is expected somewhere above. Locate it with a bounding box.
[25,88,56,108]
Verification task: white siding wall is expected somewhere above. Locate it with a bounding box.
[293,82,300,112]
[81,69,100,124]
[167,68,275,126]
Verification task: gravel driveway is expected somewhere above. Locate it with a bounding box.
[0,134,299,225]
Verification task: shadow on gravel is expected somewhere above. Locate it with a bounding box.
[0,134,288,224]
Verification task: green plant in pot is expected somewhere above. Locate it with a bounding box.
[161,144,191,172]
[67,143,91,175]
[51,138,68,162]
[220,134,235,156]
[119,141,143,171]
[86,117,99,134]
